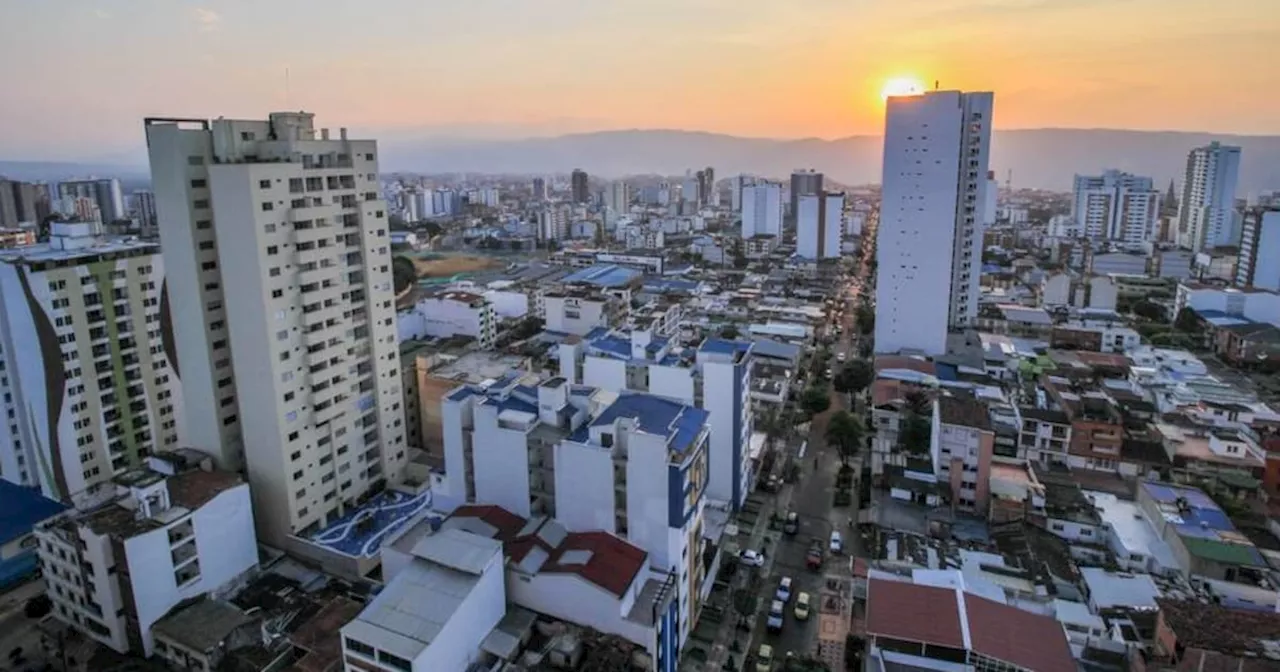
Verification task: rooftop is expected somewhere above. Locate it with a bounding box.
[151,598,253,655]
[561,264,643,288]
[307,488,434,559]
[78,463,244,539]
[0,235,157,265]
[1157,599,1280,663]
[938,394,993,431]
[0,481,67,545]
[1079,567,1161,611]
[578,392,709,458]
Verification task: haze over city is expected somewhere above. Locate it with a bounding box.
[3,0,1280,161]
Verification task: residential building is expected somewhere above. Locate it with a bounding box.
[540,287,625,336]
[1071,170,1160,243]
[1235,208,1280,291]
[1177,142,1242,251]
[33,453,258,657]
[0,228,36,248]
[698,167,715,207]
[397,291,497,349]
[1154,599,1280,671]
[531,177,547,201]
[795,192,843,260]
[0,222,181,505]
[0,178,48,227]
[607,180,631,213]
[1176,283,1280,327]
[741,182,782,239]
[571,169,590,204]
[1136,481,1268,582]
[145,113,406,546]
[789,169,823,218]
[875,90,993,354]
[537,206,569,241]
[681,171,699,207]
[730,175,753,212]
[933,395,996,514]
[58,178,126,223]
[130,189,158,238]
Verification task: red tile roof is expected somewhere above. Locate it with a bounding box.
[865,579,965,648]
[874,355,937,376]
[965,594,1075,672]
[542,531,647,598]
[451,504,527,543]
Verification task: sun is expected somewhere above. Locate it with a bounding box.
[881,77,925,101]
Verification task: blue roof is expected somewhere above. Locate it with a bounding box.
[1140,481,1235,536]
[934,362,960,382]
[750,339,800,362]
[578,393,709,457]
[447,387,480,402]
[700,338,751,356]
[0,481,67,545]
[644,279,699,293]
[585,330,670,361]
[562,264,643,288]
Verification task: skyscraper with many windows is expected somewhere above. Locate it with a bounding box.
[1177,141,1242,251]
[145,113,407,545]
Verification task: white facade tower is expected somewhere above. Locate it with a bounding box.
[1071,170,1160,243]
[741,182,782,239]
[874,90,993,355]
[1178,142,1242,251]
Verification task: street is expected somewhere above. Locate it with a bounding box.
[0,579,48,672]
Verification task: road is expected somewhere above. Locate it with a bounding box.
[745,221,877,665]
[0,579,48,672]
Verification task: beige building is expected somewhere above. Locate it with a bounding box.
[145,112,407,545]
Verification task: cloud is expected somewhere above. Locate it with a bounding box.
[192,7,221,32]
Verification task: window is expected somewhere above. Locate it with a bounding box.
[271,289,283,299]
[346,639,375,658]
[269,267,281,277]
[192,199,210,209]
[378,652,411,672]
[198,241,214,250]
[267,245,278,255]
[196,219,212,230]
[258,179,272,189]
[187,156,205,166]
[190,179,207,189]
[261,202,274,212]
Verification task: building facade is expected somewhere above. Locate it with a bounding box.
[1072,170,1160,243]
[58,178,126,224]
[875,90,993,354]
[789,169,823,219]
[397,291,497,349]
[145,113,407,545]
[1236,208,1280,291]
[571,169,590,205]
[1177,142,1242,252]
[741,182,782,239]
[0,223,181,505]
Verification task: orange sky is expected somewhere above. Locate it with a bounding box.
[1,0,1278,157]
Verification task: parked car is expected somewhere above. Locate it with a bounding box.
[756,644,775,672]
[740,549,765,567]
[794,592,812,621]
[830,531,844,555]
[782,511,799,535]
[837,351,847,363]
[775,576,793,603]
[806,538,824,570]
[766,600,785,632]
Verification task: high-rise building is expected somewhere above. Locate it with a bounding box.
[145,113,407,545]
[700,166,715,207]
[741,182,782,239]
[789,169,823,219]
[531,177,547,201]
[875,90,993,355]
[1236,208,1280,291]
[606,180,630,213]
[1177,141,1242,251]
[796,191,844,259]
[0,179,17,228]
[682,171,700,207]
[1071,170,1160,243]
[730,175,753,212]
[0,222,181,505]
[0,179,47,227]
[130,189,158,238]
[570,169,589,204]
[58,178,126,223]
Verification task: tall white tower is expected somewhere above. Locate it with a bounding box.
[145,113,407,545]
[1072,170,1160,243]
[1177,141,1242,251]
[874,90,993,355]
[741,182,782,239]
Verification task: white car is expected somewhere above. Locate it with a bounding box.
[829,531,844,555]
[775,576,793,603]
[740,549,765,567]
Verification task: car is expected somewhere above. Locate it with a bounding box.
[756,644,775,672]
[782,511,799,535]
[837,351,847,363]
[739,549,765,567]
[766,600,785,632]
[794,592,812,620]
[824,368,833,378]
[775,576,793,603]
[830,531,844,555]
[806,538,824,570]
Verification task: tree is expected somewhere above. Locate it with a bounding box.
[902,389,931,416]
[1131,300,1165,322]
[899,413,932,455]
[392,256,417,294]
[800,386,831,416]
[856,304,875,336]
[833,360,874,396]
[825,410,864,465]
[719,325,740,340]
[1174,307,1202,333]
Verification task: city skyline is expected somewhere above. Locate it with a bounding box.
[3,0,1279,159]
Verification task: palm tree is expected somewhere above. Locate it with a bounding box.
[825,410,864,465]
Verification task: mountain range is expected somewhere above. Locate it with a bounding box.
[3,128,1279,194]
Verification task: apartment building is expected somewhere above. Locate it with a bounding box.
[796,192,843,260]
[0,222,181,505]
[1071,170,1160,243]
[0,227,36,248]
[1177,142,1242,251]
[789,169,823,218]
[933,395,996,514]
[57,178,126,224]
[145,113,406,546]
[539,287,626,336]
[875,90,993,354]
[440,378,710,646]
[741,182,782,239]
[33,452,258,657]
[397,291,497,349]
[1235,208,1280,291]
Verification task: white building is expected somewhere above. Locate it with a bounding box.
[145,113,407,546]
[1178,141,1242,251]
[741,182,782,239]
[130,189,158,237]
[1176,284,1280,327]
[34,453,258,657]
[1236,208,1280,291]
[1072,170,1160,243]
[983,171,998,227]
[730,175,754,212]
[607,181,631,214]
[540,288,623,336]
[537,206,569,241]
[795,192,843,260]
[0,223,182,505]
[439,379,711,646]
[875,90,993,355]
[398,291,497,348]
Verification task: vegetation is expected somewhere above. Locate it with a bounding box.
[825,410,864,465]
[392,255,417,294]
[1130,300,1166,322]
[833,360,874,396]
[719,325,740,340]
[800,386,831,416]
[898,389,932,455]
[855,304,875,336]
[1174,307,1203,333]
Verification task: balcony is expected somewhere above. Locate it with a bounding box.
[295,245,334,267]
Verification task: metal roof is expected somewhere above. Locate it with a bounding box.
[410,528,502,575]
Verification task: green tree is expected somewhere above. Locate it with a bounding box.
[719,325,740,340]
[392,256,417,293]
[833,360,874,396]
[856,304,875,335]
[1174,307,1201,333]
[800,386,831,416]
[825,410,864,465]
[1131,300,1165,322]
[899,413,932,455]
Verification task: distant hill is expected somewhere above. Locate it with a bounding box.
[5,128,1279,194]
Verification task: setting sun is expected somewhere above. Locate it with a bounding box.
[881,77,925,101]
